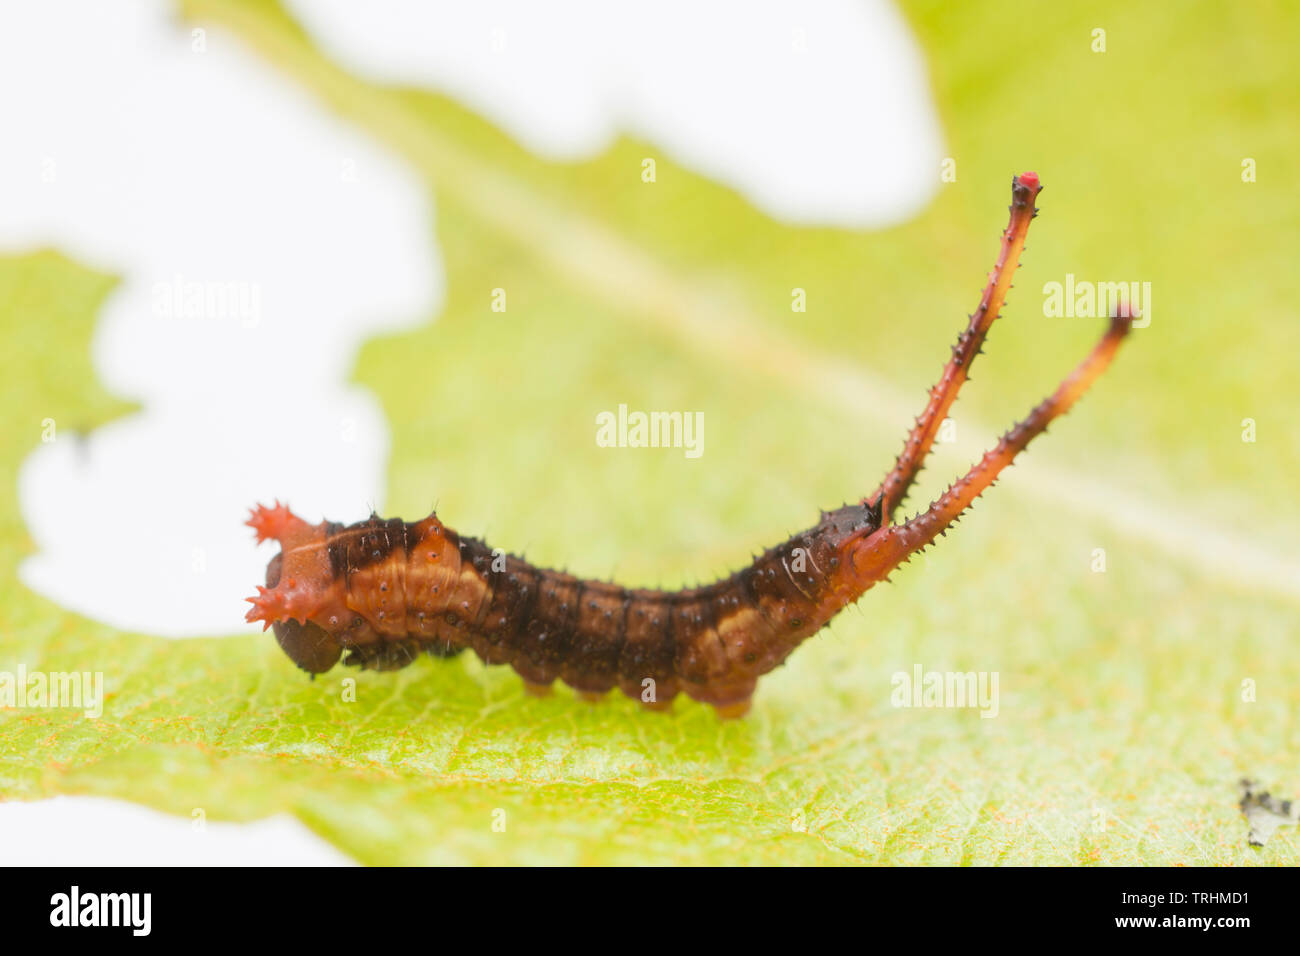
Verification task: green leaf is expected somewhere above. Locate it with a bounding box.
[2,0,1297,864]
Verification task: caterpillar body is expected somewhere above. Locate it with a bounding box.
[252,500,880,717]
[246,173,1133,718]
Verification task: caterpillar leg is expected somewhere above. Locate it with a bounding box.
[713,698,753,720]
[849,311,1132,588]
[870,172,1042,523]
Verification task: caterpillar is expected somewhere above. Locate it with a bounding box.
[245,172,1133,718]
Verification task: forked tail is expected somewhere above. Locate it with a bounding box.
[840,172,1133,596]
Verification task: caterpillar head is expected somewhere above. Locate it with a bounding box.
[245,502,344,674]
[259,552,342,674]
